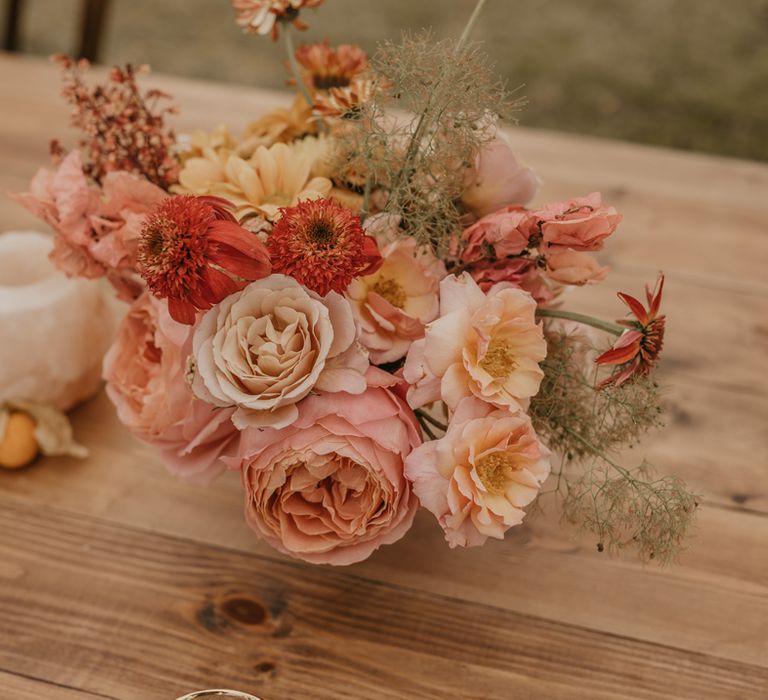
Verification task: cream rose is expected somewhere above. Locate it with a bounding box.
[192,274,368,429]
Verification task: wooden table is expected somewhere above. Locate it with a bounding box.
[0,54,766,700]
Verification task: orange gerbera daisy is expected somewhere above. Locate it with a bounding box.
[138,196,271,324]
[269,198,382,295]
[596,273,666,388]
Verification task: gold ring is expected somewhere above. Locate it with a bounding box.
[175,691,263,700]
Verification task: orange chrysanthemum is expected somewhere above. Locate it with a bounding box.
[232,0,324,40]
[596,273,666,388]
[295,41,369,91]
[269,198,382,295]
[138,195,271,324]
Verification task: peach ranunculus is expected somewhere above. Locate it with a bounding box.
[346,235,446,364]
[462,139,540,219]
[403,273,546,412]
[191,274,369,430]
[544,247,608,285]
[227,374,421,565]
[526,192,621,251]
[405,397,550,547]
[12,150,166,300]
[103,293,238,483]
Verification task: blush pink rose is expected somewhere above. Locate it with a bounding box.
[347,236,446,364]
[405,397,550,547]
[403,273,546,412]
[227,375,421,565]
[12,150,166,300]
[462,139,540,219]
[545,247,608,285]
[103,293,238,483]
[527,192,621,251]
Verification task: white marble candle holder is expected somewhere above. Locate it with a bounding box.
[0,231,116,410]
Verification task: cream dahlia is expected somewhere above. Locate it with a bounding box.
[176,142,331,222]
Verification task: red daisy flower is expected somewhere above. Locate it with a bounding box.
[269,198,382,295]
[138,195,271,324]
[596,273,666,388]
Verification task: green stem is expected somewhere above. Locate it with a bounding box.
[284,26,317,116]
[456,0,489,52]
[390,0,489,203]
[536,308,624,336]
[415,408,448,432]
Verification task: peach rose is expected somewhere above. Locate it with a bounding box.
[404,273,546,412]
[103,293,238,483]
[227,375,421,565]
[405,397,550,547]
[191,274,368,430]
[462,139,540,219]
[347,236,445,364]
[528,192,621,251]
[545,247,608,285]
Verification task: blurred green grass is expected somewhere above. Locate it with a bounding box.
[18,0,768,161]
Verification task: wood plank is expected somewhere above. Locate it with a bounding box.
[1,392,767,669]
[1,499,766,700]
[0,671,112,699]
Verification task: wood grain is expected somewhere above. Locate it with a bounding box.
[1,54,767,698]
[1,500,766,700]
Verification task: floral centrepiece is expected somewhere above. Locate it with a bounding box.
[13,0,697,566]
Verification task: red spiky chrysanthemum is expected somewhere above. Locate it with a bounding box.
[269,198,382,295]
[596,273,666,388]
[138,195,271,324]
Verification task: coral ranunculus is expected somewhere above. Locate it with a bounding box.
[103,293,238,483]
[528,192,622,251]
[191,274,369,430]
[405,398,550,547]
[138,195,271,325]
[227,377,421,565]
[404,273,547,412]
[269,198,382,296]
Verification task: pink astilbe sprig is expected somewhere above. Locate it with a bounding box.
[52,55,180,190]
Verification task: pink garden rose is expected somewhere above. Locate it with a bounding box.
[405,398,550,547]
[191,274,369,430]
[13,150,166,300]
[545,247,608,285]
[462,139,540,219]
[103,293,238,483]
[347,236,445,363]
[527,192,621,251]
[404,273,546,412]
[227,374,421,565]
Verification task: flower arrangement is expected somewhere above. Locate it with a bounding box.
[13,0,697,565]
